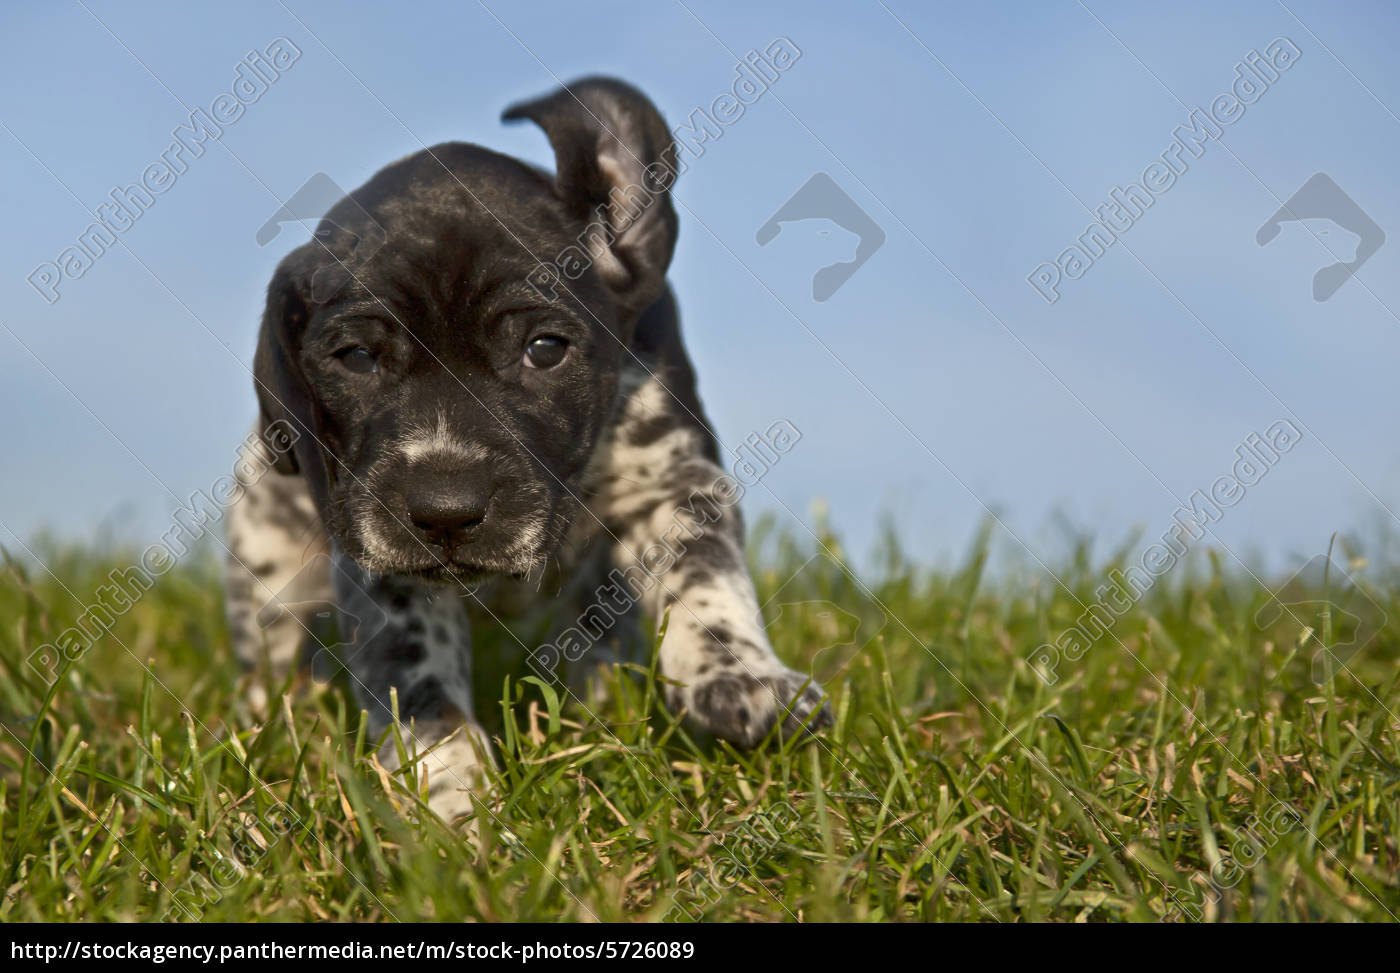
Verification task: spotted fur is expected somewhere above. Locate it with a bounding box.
[581,360,831,746]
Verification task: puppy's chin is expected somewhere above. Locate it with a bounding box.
[394,562,497,587]
[335,523,549,587]
[330,497,573,586]
[343,545,536,586]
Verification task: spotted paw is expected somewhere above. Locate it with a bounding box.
[673,666,832,747]
[378,718,495,825]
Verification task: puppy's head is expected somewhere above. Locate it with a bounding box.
[253,78,678,583]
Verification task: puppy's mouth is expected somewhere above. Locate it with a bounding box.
[332,477,575,586]
[393,559,514,586]
[335,508,556,586]
[343,542,539,587]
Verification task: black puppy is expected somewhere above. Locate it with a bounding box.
[225,78,830,820]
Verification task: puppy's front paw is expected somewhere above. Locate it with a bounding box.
[380,718,495,825]
[673,666,832,747]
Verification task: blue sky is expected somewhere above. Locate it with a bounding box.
[3,0,1398,581]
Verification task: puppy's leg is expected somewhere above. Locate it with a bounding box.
[596,374,832,746]
[331,552,492,822]
[225,434,330,714]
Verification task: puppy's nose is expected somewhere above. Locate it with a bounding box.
[407,487,490,545]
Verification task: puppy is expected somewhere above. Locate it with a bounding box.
[224,78,831,820]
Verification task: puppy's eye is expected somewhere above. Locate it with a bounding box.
[524,335,568,369]
[336,346,379,374]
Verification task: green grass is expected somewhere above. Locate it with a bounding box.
[2,519,1398,922]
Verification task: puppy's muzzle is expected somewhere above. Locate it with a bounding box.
[399,469,496,555]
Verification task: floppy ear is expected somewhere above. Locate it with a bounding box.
[252,189,384,498]
[252,258,322,487]
[503,76,679,320]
